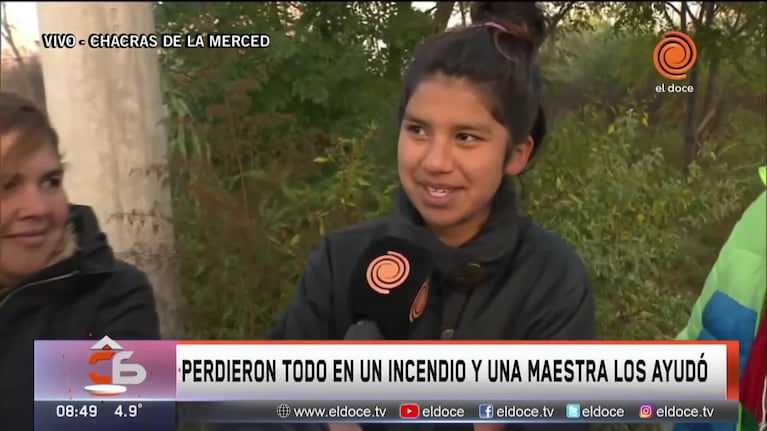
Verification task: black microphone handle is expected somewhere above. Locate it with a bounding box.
[343,320,385,340]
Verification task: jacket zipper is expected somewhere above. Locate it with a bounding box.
[760,374,766,430]
[0,271,79,311]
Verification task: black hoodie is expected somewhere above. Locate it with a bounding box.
[260,186,595,431]
[0,205,161,430]
[272,186,594,341]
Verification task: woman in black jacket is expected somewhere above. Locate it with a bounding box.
[0,90,161,429]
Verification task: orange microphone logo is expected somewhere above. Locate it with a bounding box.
[654,31,697,80]
[409,280,429,322]
[366,251,410,295]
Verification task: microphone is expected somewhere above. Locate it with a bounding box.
[347,236,432,340]
[343,320,385,340]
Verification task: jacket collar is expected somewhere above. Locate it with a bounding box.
[386,182,529,283]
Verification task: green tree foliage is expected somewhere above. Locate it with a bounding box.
[156,2,766,396]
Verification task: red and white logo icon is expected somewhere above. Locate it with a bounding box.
[399,403,420,419]
[84,336,147,396]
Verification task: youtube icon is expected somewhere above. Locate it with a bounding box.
[399,403,419,419]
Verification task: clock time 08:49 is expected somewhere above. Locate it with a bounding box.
[56,404,98,418]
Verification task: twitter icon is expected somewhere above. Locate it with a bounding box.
[566,404,581,419]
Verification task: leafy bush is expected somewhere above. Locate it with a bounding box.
[522,104,747,339]
[169,111,391,338]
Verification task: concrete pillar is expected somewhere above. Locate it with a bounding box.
[37,2,181,338]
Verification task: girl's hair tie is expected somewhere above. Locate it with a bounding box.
[483,21,510,32]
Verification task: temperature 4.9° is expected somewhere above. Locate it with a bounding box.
[114,403,143,417]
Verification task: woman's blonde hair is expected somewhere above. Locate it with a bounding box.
[0,91,62,176]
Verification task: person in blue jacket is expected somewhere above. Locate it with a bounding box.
[669,166,766,431]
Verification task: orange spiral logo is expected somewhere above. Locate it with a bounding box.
[653,31,697,81]
[409,281,429,322]
[366,251,410,294]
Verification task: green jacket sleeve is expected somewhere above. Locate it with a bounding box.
[676,189,767,341]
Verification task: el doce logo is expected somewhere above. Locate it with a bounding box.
[85,336,147,396]
[366,251,428,322]
[654,31,697,81]
[366,251,411,295]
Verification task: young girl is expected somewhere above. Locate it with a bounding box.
[270,3,595,430]
[0,91,161,430]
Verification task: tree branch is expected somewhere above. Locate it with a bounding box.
[664,0,682,17]
[433,1,455,31]
[732,4,743,29]
[697,2,707,22]
[682,1,702,27]
[731,5,755,36]
[548,2,576,35]
[0,2,26,66]
[662,6,675,28]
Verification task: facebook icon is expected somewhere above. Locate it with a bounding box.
[479,404,494,419]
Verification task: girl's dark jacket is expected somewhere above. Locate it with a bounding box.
[264,186,596,431]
